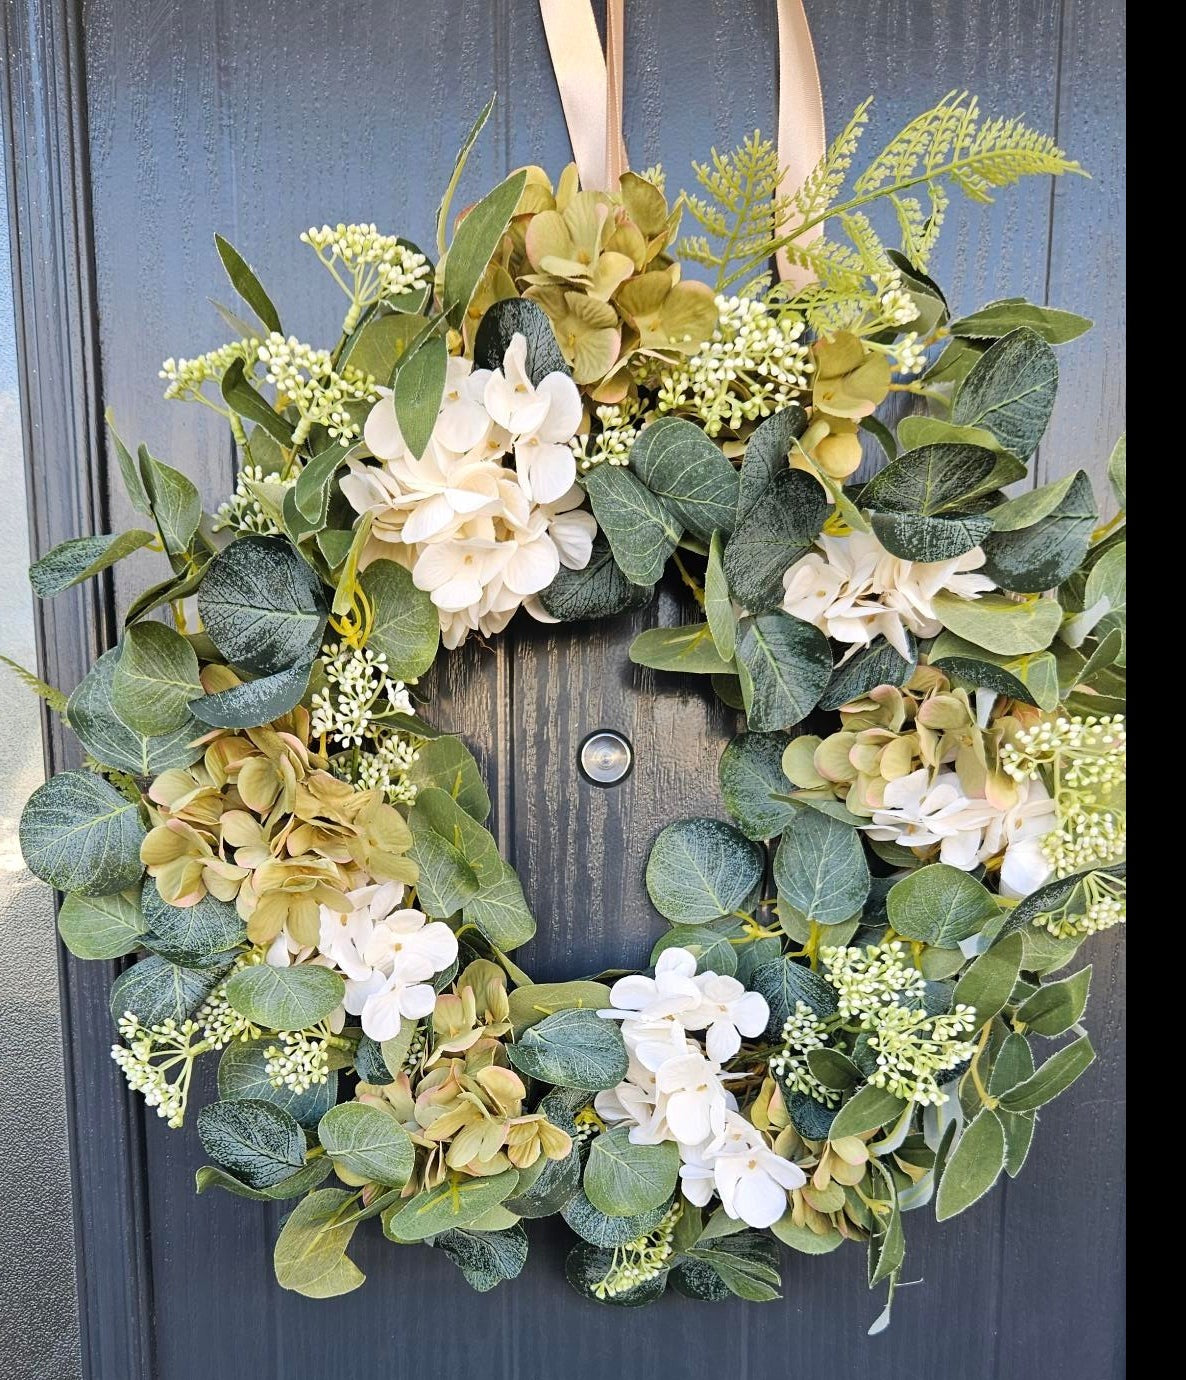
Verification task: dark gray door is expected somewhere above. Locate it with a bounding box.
[3,2,1125,1377]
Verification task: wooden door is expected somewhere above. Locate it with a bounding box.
[2,1,1125,1377]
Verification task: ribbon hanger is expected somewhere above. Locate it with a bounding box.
[538,0,826,286]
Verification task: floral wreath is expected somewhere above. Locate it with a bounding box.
[12,94,1125,1325]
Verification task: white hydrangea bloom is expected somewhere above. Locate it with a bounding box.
[781,531,996,661]
[342,337,596,648]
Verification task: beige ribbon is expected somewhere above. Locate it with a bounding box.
[537,0,826,285]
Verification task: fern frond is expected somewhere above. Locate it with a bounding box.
[791,98,872,225]
[0,653,68,714]
[678,131,784,289]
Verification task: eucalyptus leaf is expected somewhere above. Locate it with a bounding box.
[718,730,798,840]
[887,865,1000,946]
[931,591,1062,656]
[1107,433,1126,509]
[734,611,831,732]
[473,297,568,382]
[583,463,682,586]
[357,558,440,680]
[983,471,1096,591]
[218,1038,337,1131]
[774,808,869,928]
[195,1158,332,1202]
[189,659,313,729]
[197,1098,306,1189]
[723,468,828,611]
[105,410,152,516]
[704,532,736,661]
[462,862,536,951]
[68,648,203,774]
[749,956,837,1034]
[928,631,1059,710]
[508,981,612,1035]
[562,1191,670,1247]
[947,300,1090,344]
[225,964,345,1031]
[30,529,156,598]
[436,1225,529,1293]
[338,311,427,383]
[539,534,654,621]
[407,826,481,918]
[384,1169,520,1242]
[507,1008,627,1091]
[819,636,916,710]
[140,878,246,965]
[952,328,1058,459]
[650,925,740,976]
[111,621,202,735]
[860,442,998,515]
[198,535,329,676]
[628,417,740,541]
[317,1103,415,1186]
[58,888,146,959]
[406,735,490,821]
[565,1241,667,1306]
[20,769,146,896]
[109,955,225,1027]
[736,406,808,519]
[138,446,203,559]
[629,623,734,675]
[274,1188,365,1298]
[871,510,993,562]
[645,817,764,923]
[583,1128,679,1217]
[411,787,502,887]
[504,1147,581,1218]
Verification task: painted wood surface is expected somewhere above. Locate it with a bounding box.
[11,0,1125,1375]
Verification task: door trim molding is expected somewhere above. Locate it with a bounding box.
[0,1,155,1376]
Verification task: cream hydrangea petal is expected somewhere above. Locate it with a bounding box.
[364,394,406,460]
[548,509,597,568]
[515,440,577,505]
[534,371,583,443]
[503,536,561,597]
[704,1019,742,1063]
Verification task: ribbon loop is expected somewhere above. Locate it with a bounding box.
[538,0,826,281]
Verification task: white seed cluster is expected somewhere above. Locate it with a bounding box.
[574,400,642,472]
[890,331,927,376]
[301,222,431,320]
[655,293,813,437]
[592,1201,682,1300]
[213,462,298,536]
[194,965,259,1049]
[110,1013,205,1129]
[256,333,377,445]
[865,1001,978,1106]
[820,941,927,1024]
[264,1029,331,1093]
[1035,870,1126,940]
[311,642,414,747]
[1002,714,1127,877]
[160,339,259,402]
[769,1000,841,1108]
[344,734,421,806]
[878,283,920,328]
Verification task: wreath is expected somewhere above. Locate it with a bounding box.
[13,93,1126,1324]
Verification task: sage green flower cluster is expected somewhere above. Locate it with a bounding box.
[264,1027,333,1094]
[592,1201,683,1300]
[769,1000,840,1108]
[300,221,432,331]
[213,462,298,536]
[769,944,978,1111]
[256,333,377,445]
[654,293,813,438]
[1001,714,1126,877]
